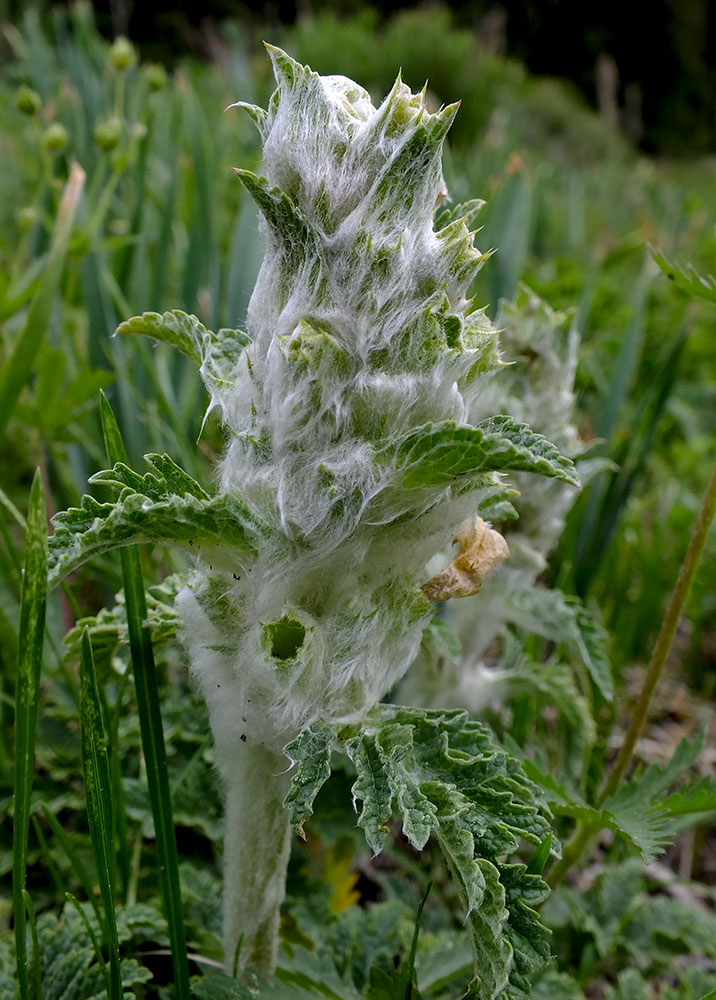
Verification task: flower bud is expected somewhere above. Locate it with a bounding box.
[42,122,69,153]
[143,62,167,92]
[109,36,136,72]
[16,205,40,231]
[94,116,123,152]
[15,85,41,116]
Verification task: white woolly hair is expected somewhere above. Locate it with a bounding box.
[178,48,502,756]
[399,288,583,714]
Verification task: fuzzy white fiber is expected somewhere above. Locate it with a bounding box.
[173,48,513,973]
[398,288,583,713]
[179,47,501,761]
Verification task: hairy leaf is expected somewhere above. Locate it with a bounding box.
[283,723,337,837]
[283,706,556,998]
[115,309,251,392]
[48,456,263,588]
[395,416,579,491]
[345,734,393,855]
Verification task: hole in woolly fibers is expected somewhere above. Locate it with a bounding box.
[264,617,306,660]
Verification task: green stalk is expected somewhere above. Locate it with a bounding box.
[79,627,122,1000]
[549,460,716,888]
[12,471,48,1000]
[221,741,292,978]
[100,392,191,997]
[598,461,716,802]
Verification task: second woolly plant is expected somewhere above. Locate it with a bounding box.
[48,47,583,995]
[399,289,612,775]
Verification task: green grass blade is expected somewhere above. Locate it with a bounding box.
[22,890,41,1000]
[0,164,85,436]
[100,678,131,901]
[595,267,651,441]
[30,814,65,900]
[79,626,122,1000]
[12,470,48,1000]
[40,804,102,925]
[99,390,192,998]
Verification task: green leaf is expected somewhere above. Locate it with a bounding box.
[234,170,323,280]
[78,629,122,1000]
[526,834,553,876]
[601,785,672,862]
[651,247,716,304]
[376,723,438,851]
[12,470,48,1000]
[47,455,262,589]
[115,309,251,393]
[663,776,716,817]
[524,756,675,863]
[365,884,430,1000]
[283,723,336,837]
[507,588,613,700]
[0,164,84,435]
[100,393,192,999]
[283,706,556,998]
[395,416,579,491]
[345,734,393,855]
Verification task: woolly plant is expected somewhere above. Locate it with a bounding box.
[47,48,581,986]
[399,289,612,740]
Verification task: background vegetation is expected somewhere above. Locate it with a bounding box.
[1,5,715,998]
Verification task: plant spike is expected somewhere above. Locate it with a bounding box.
[49,49,576,985]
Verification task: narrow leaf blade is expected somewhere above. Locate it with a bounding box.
[101,395,192,998]
[79,628,122,1000]
[12,470,48,1000]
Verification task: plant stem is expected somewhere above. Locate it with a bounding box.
[548,460,716,889]
[221,740,292,979]
[599,461,716,802]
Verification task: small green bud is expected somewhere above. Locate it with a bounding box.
[15,85,42,116]
[42,122,69,153]
[143,62,167,92]
[16,205,40,231]
[94,116,123,152]
[109,36,136,71]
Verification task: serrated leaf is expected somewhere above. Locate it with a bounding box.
[663,775,716,817]
[463,859,512,999]
[342,706,554,997]
[600,785,673,863]
[283,723,337,837]
[512,659,596,752]
[234,170,322,280]
[395,416,579,491]
[525,757,673,862]
[48,458,263,589]
[345,735,393,855]
[651,247,716,304]
[623,894,716,963]
[115,309,251,395]
[376,723,437,850]
[507,588,613,700]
